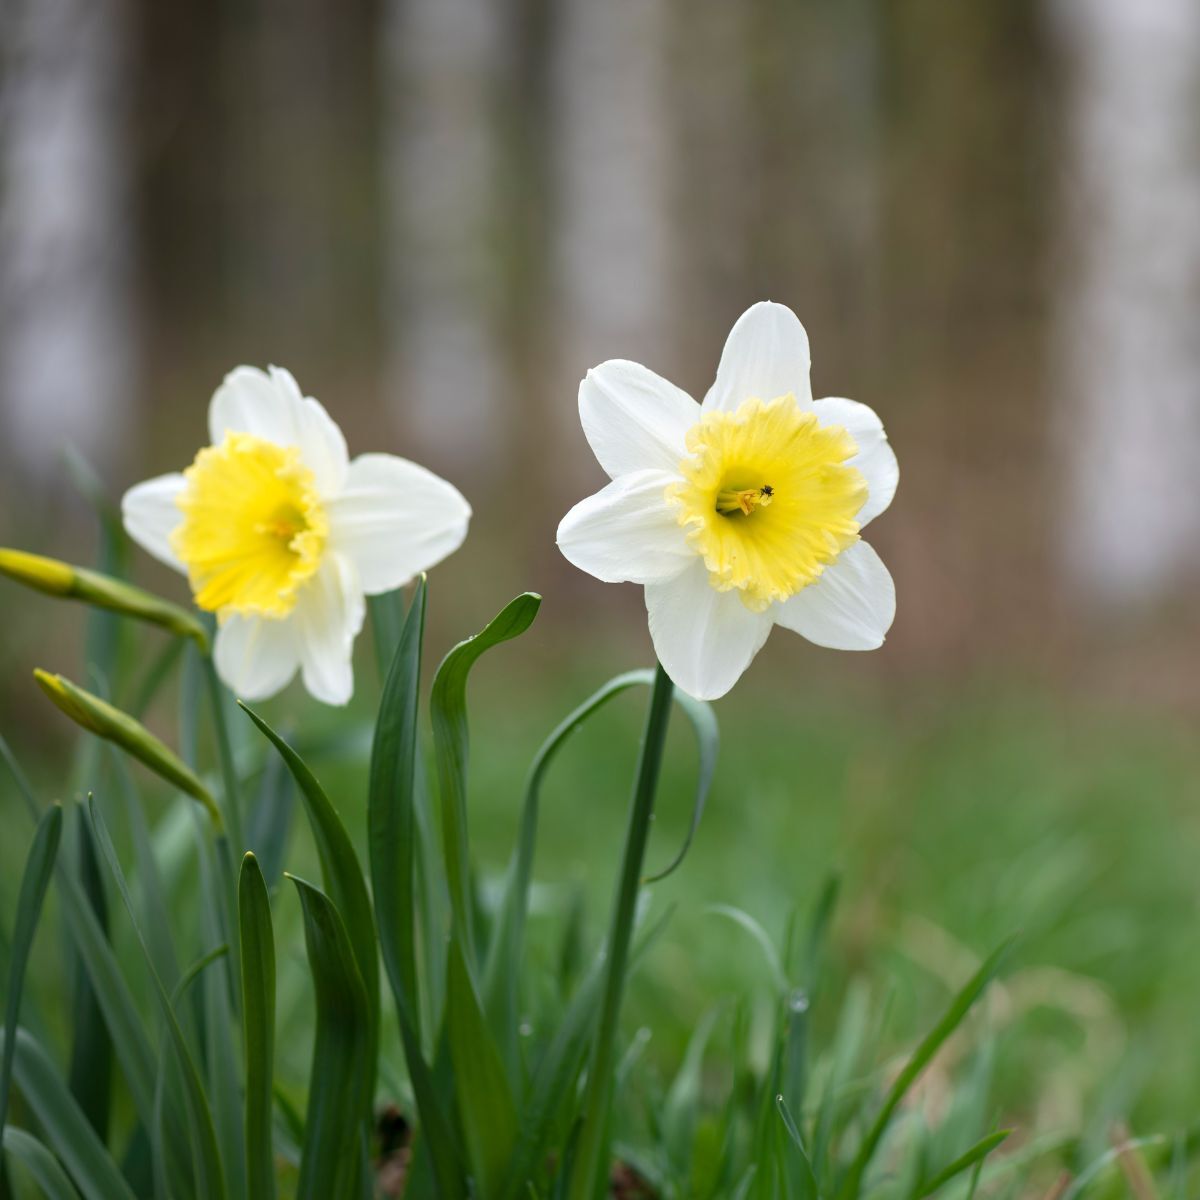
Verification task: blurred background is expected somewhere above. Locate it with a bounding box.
[2,0,1199,1149]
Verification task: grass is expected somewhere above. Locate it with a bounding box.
[3,605,1199,1194]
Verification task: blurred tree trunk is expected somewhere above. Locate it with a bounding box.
[381,0,507,477]
[1051,0,1200,609]
[0,0,137,481]
[549,0,676,481]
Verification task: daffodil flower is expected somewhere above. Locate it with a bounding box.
[557,302,897,700]
[122,366,470,704]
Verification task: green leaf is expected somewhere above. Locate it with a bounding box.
[0,804,62,1140]
[4,1027,136,1200]
[369,577,426,1038]
[2,1127,83,1200]
[835,936,1017,1200]
[430,592,541,965]
[239,854,276,1200]
[34,670,220,826]
[193,822,245,1200]
[643,687,718,883]
[446,938,519,1200]
[88,797,229,1200]
[289,875,371,1200]
[240,704,380,1106]
[245,751,294,889]
[484,669,650,1067]
[107,749,181,989]
[775,1095,818,1200]
[501,903,675,1200]
[65,808,114,1144]
[369,589,407,682]
[916,1130,1011,1198]
[706,905,788,995]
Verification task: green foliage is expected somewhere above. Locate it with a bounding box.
[1,534,1193,1200]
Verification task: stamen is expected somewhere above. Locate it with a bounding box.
[715,485,775,517]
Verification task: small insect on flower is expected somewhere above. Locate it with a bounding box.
[557,302,898,701]
[122,366,471,704]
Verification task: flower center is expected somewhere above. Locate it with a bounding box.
[667,394,867,610]
[171,431,327,618]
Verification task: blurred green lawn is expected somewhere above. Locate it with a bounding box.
[5,624,1199,1156]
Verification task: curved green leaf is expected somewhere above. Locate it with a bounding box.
[369,576,425,1036]
[501,903,675,1200]
[0,804,62,1140]
[3,1127,82,1200]
[4,1027,136,1200]
[484,669,716,1067]
[917,1130,1011,1198]
[88,797,228,1200]
[240,854,276,1200]
[289,875,371,1200]
[643,687,718,883]
[836,936,1017,1200]
[240,704,379,1105]
[446,939,518,1200]
[430,592,541,964]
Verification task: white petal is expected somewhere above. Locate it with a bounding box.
[813,397,898,526]
[645,560,773,701]
[703,301,813,413]
[774,541,895,651]
[325,454,471,595]
[292,552,365,706]
[579,360,699,479]
[208,365,349,495]
[557,470,693,585]
[121,474,187,573]
[213,614,301,701]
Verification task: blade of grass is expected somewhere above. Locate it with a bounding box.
[239,854,276,1200]
[2,1126,82,1200]
[369,576,426,1040]
[5,1027,136,1200]
[430,592,541,968]
[245,750,294,889]
[501,901,676,1200]
[88,797,228,1200]
[0,804,63,1141]
[446,937,519,1200]
[776,1095,818,1200]
[239,704,380,1108]
[66,808,114,1141]
[916,1130,1011,1198]
[836,936,1017,1200]
[289,875,371,1200]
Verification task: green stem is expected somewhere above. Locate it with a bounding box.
[200,654,245,1012]
[202,655,245,853]
[567,662,674,1200]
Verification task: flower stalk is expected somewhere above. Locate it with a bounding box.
[0,548,208,649]
[568,661,674,1199]
[33,669,222,829]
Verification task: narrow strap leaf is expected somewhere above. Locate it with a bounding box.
[88,797,229,1200]
[430,592,541,967]
[0,804,62,1139]
[2,1126,83,1200]
[369,577,426,1040]
[916,1130,1011,1198]
[240,854,277,1200]
[836,935,1017,1199]
[288,875,371,1200]
[240,704,380,1105]
[4,1028,136,1200]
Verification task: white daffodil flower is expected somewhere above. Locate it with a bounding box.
[122,366,470,705]
[557,302,897,701]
